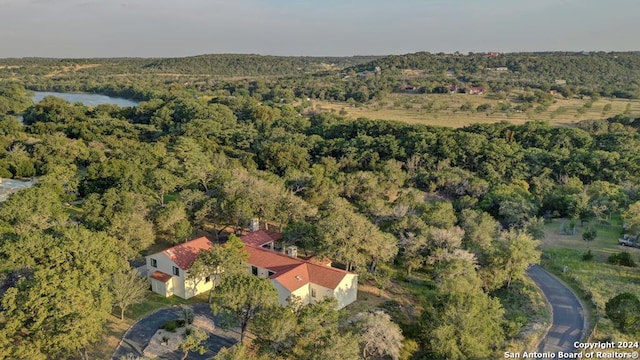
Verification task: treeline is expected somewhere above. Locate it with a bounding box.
[6,52,640,108]
[353,51,640,99]
[0,54,379,78]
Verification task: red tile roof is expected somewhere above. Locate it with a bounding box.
[163,236,213,270]
[245,245,303,275]
[156,231,352,292]
[245,244,352,292]
[240,230,282,247]
[272,263,310,292]
[150,271,172,283]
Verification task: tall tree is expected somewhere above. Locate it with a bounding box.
[623,201,640,238]
[492,229,541,289]
[420,291,505,360]
[213,344,264,360]
[210,273,278,343]
[252,298,359,360]
[0,227,126,359]
[111,268,149,320]
[188,235,249,303]
[146,167,181,205]
[352,310,404,360]
[179,328,208,360]
[316,197,397,271]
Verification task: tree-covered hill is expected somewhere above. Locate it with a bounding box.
[140,54,381,76]
[0,54,381,77]
[352,51,640,98]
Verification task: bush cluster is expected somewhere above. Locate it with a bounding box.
[607,252,636,267]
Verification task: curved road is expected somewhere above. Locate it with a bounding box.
[527,265,586,354]
[112,303,240,360]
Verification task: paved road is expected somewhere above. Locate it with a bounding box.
[112,303,240,360]
[527,265,585,354]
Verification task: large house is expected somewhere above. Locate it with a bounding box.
[145,230,358,309]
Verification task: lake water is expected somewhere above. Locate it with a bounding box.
[0,178,35,202]
[32,91,139,107]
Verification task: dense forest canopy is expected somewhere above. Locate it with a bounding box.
[0,52,639,359]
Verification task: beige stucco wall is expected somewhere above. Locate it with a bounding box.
[291,284,310,305]
[332,274,358,309]
[309,283,332,304]
[271,280,294,306]
[183,275,216,299]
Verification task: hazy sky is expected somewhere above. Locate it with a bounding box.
[0,0,638,58]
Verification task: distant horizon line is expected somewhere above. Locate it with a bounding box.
[2,50,640,61]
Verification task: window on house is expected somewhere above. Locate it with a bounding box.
[311,288,316,298]
[172,266,180,276]
[251,266,258,276]
[268,271,275,277]
[205,276,211,283]
[150,258,157,268]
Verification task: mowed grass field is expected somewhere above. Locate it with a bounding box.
[540,217,640,342]
[312,93,640,128]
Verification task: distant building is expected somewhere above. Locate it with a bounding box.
[402,84,416,91]
[554,79,567,85]
[449,84,459,94]
[468,86,486,95]
[485,67,509,72]
[488,52,500,57]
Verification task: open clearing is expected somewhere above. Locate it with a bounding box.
[312,93,640,128]
[540,218,640,342]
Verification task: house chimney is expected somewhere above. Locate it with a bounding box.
[250,218,260,232]
[285,246,298,258]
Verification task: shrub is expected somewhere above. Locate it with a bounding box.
[608,252,636,267]
[182,308,194,325]
[183,327,193,337]
[582,226,597,242]
[605,293,640,335]
[582,249,594,261]
[162,320,179,332]
[503,312,527,338]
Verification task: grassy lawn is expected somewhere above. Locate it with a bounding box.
[312,94,640,128]
[540,217,640,342]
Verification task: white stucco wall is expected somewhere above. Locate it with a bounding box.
[150,278,169,297]
[146,252,186,298]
